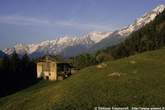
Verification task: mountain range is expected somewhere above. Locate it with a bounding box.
[3,4,165,58]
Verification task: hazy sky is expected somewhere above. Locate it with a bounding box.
[0,0,165,49]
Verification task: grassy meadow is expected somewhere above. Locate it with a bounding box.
[0,48,165,110]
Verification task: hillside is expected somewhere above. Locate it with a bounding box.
[1,48,165,110]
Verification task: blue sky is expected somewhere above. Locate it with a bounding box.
[0,0,165,49]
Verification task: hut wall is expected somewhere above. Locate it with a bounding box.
[37,62,43,78]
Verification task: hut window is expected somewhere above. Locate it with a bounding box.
[42,62,50,72]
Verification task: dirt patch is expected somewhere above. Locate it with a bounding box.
[108,72,121,78]
[96,63,107,69]
[133,70,138,74]
[130,60,136,64]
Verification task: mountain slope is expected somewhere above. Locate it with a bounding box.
[90,4,165,51]
[100,5,165,60]
[1,48,165,110]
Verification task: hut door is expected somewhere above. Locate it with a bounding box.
[46,76,49,80]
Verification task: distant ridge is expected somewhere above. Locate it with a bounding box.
[3,32,112,58]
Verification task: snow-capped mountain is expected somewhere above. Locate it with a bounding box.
[90,4,165,51]
[3,32,112,58]
[3,4,165,58]
[118,4,165,37]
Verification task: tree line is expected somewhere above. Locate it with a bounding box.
[0,52,37,97]
[70,52,113,69]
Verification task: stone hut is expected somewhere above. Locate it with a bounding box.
[36,55,71,80]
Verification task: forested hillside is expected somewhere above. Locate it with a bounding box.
[0,52,37,97]
[104,8,165,59]
[72,9,165,68]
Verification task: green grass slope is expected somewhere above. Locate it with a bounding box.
[1,48,165,110]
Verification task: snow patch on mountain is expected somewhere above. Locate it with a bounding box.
[118,4,165,37]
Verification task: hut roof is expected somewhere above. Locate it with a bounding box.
[36,55,66,64]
